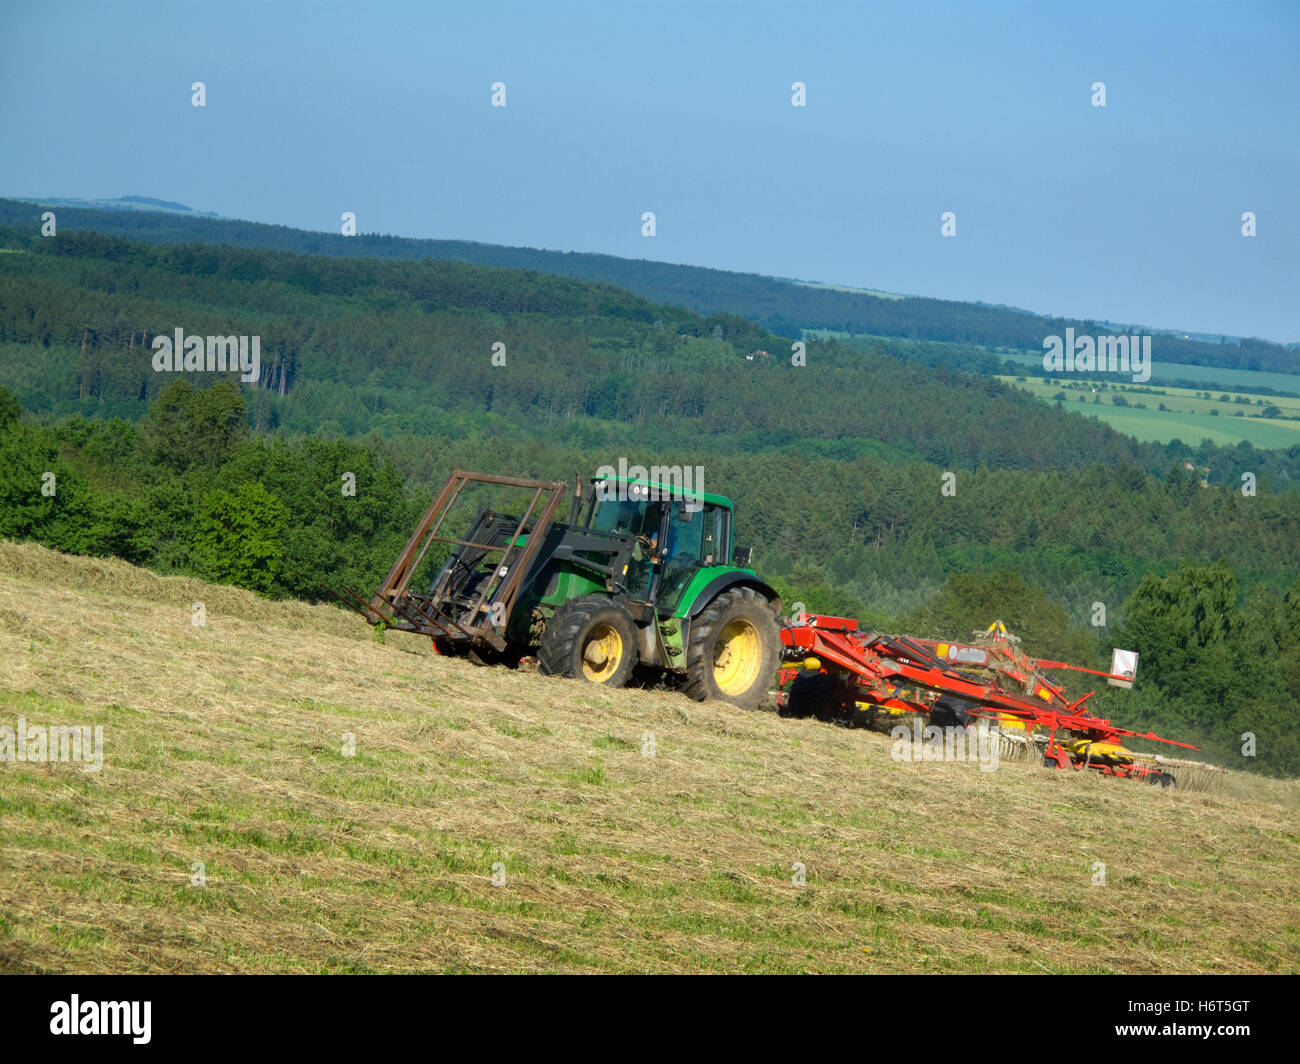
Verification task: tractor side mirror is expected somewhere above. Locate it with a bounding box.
[733,546,752,567]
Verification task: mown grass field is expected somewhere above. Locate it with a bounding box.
[999,376,1300,448]
[1,541,1297,974]
[998,352,1300,397]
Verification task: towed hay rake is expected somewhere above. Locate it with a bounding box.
[777,615,1197,786]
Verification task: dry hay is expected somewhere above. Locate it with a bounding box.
[0,540,376,643]
[1,539,1298,974]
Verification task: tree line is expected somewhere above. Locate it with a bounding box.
[2,227,1297,490]
[3,197,1295,375]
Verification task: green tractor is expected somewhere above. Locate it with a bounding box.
[355,470,782,708]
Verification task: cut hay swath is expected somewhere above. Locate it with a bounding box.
[2,540,1297,974]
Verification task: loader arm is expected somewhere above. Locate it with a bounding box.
[365,470,568,650]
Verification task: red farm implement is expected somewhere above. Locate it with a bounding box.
[777,614,1196,786]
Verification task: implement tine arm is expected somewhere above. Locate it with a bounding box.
[781,614,1197,754]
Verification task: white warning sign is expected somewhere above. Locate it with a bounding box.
[1108,648,1138,688]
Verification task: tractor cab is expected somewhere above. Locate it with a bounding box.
[585,476,734,614]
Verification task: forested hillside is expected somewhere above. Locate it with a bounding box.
[0,228,1297,774]
[3,198,1295,374]
[2,227,1296,487]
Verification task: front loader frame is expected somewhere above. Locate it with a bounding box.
[357,470,569,652]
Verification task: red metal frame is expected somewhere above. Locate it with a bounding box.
[778,615,1195,780]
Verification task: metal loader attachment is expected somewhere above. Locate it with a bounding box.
[359,471,568,653]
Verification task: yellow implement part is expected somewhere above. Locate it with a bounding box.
[856,701,910,717]
[1063,738,1135,764]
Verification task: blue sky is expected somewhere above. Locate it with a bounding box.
[2,0,1296,342]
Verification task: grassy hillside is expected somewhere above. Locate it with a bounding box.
[1000,376,1300,449]
[1,541,1296,974]
[998,352,1300,398]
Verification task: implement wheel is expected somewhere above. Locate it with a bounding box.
[538,596,638,687]
[682,587,780,709]
[782,671,856,724]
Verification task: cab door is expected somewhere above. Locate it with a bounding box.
[655,502,724,614]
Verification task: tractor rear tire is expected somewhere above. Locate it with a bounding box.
[681,587,780,709]
[538,596,638,688]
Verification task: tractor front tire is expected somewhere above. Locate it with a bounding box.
[538,596,638,688]
[682,587,780,709]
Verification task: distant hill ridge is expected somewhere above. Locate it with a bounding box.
[0,196,1294,373]
[8,195,221,218]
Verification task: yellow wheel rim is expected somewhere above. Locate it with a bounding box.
[581,623,624,683]
[713,619,761,696]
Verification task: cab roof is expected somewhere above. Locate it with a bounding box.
[593,474,733,510]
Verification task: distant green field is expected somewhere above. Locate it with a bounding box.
[999,376,1300,448]
[999,352,1300,396]
[1076,404,1300,448]
[795,281,905,300]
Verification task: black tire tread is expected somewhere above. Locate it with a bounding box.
[681,586,780,708]
[537,595,638,688]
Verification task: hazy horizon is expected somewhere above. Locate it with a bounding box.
[3,0,1296,344]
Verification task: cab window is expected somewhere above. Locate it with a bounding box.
[591,498,648,535]
[666,503,725,563]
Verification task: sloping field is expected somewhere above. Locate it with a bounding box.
[0,541,1297,974]
[998,353,1300,396]
[1062,402,1300,449]
[999,376,1300,448]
